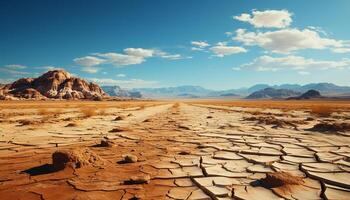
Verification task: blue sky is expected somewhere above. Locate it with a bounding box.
[1,0,350,89]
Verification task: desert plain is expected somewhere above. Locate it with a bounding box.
[0,100,350,200]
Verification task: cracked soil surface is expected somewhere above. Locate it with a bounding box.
[0,101,349,199]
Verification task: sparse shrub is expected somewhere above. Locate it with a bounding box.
[173,103,180,108]
[97,108,106,115]
[37,108,50,116]
[310,105,334,117]
[80,107,96,118]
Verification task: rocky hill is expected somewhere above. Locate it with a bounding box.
[246,88,301,99]
[287,90,323,100]
[0,70,108,100]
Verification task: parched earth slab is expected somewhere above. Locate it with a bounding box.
[204,165,252,178]
[231,185,282,200]
[238,154,280,165]
[167,186,198,199]
[304,171,350,189]
[301,163,343,173]
[187,189,211,200]
[282,155,316,163]
[212,151,243,160]
[324,184,350,200]
[67,178,143,191]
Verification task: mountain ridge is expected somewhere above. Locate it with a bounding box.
[126,82,350,98]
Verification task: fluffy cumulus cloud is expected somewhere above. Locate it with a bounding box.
[73,56,106,67]
[191,41,210,48]
[238,55,350,71]
[94,52,146,66]
[234,28,348,54]
[74,48,186,71]
[234,9,292,28]
[89,78,158,88]
[210,45,247,57]
[191,41,210,51]
[123,48,154,58]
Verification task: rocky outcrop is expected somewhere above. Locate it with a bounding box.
[288,90,323,100]
[0,70,107,100]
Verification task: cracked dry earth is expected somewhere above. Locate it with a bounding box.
[0,102,350,200]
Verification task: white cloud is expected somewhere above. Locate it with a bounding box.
[116,74,126,77]
[0,78,15,84]
[332,47,350,53]
[210,45,247,57]
[73,56,105,67]
[90,78,159,88]
[5,64,27,70]
[234,28,348,54]
[94,52,146,66]
[123,48,154,57]
[154,50,190,60]
[75,48,186,68]
[298,71,310,75]
[35,66,64,71]
[191,47,205,51]
[0,67,30,75]
[191,41,210,48]
[81,67,99,74]
[225,32,233,36]
[238,55,350,71]
[234,9,292,28]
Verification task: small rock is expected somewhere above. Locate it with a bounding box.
[178,151,190,155]
[113,115,125,121]
[124,174,151,185]
[118,154,138,164]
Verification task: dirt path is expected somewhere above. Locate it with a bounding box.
[0,103,349,199]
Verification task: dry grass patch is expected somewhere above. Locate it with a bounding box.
[309,105,334,117]
[190,99,350,112]
[97,108,107,115]
[80,107,97,118]
[259,172,304,188]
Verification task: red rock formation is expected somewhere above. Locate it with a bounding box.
[0,70,108,100]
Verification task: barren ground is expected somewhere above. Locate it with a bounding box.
[0,100,349,200]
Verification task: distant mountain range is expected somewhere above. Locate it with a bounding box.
[2,76,349,99]
[102,86,142,98]
[127,83,350,98]
[246,88,301,99]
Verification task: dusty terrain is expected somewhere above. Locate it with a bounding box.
[0,100,349,199]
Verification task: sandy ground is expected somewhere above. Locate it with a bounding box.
[0,101,349,199]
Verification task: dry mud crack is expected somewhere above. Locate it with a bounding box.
[0,103,349,199]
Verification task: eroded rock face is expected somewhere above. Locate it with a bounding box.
[0,70,108,100]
